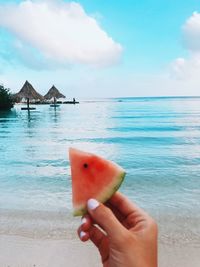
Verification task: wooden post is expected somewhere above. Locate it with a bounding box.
[27,97,30,110]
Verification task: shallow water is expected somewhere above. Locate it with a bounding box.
[0,97,200,218]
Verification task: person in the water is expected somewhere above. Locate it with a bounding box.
[78,192,158,267]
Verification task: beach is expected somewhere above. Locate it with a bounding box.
[1,237,200,267]
[1,208,200,267]
[1,97,200,266]
[0,235,100,267]
[0,209,200,267]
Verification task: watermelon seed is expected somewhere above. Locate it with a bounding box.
[83,163,88,168]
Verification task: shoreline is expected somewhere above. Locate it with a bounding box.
[1,208,200,244]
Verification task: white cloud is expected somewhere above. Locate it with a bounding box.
[183,12,200,52]
[0,0,122,67]
[171,54,200,80]
[171,11,200,88]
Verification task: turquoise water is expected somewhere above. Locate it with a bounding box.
[1,97,200,217]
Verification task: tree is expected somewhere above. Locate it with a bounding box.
[0,85,14,110]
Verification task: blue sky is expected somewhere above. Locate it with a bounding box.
[0,0,200,97]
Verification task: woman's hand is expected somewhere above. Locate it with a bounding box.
[77,192,158,267]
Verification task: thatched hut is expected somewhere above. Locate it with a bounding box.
[14,80,43,103]
[44,85,65,102]
[13,81,44,110]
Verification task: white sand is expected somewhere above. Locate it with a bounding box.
[1,210,200,267]
[0,235,101,267]
[159,244,200,267]
[1,235,200,267]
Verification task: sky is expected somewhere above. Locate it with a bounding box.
[0,0,200,97]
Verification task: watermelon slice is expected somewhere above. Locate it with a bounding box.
[69,148,126,216]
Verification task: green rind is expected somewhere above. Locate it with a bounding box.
[73,170,126,217]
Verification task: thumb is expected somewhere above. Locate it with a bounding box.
[87,199,127,240]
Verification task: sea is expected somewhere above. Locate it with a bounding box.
[0,97,200,242]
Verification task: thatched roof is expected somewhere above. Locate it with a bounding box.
[44,85,66,100]
[14,81,43,101]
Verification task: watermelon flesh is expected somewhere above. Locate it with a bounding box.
[69,148,126,216]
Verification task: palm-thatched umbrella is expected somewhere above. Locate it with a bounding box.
[44,85,66,103]
[14,80,43,110]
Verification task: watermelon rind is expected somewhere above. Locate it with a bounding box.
[73,170,126,216]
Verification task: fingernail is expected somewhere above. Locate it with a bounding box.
[80,231,86,239]
[81,217,87,225]
[87,199,99,211]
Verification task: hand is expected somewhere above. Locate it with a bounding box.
[77,192,158,267]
